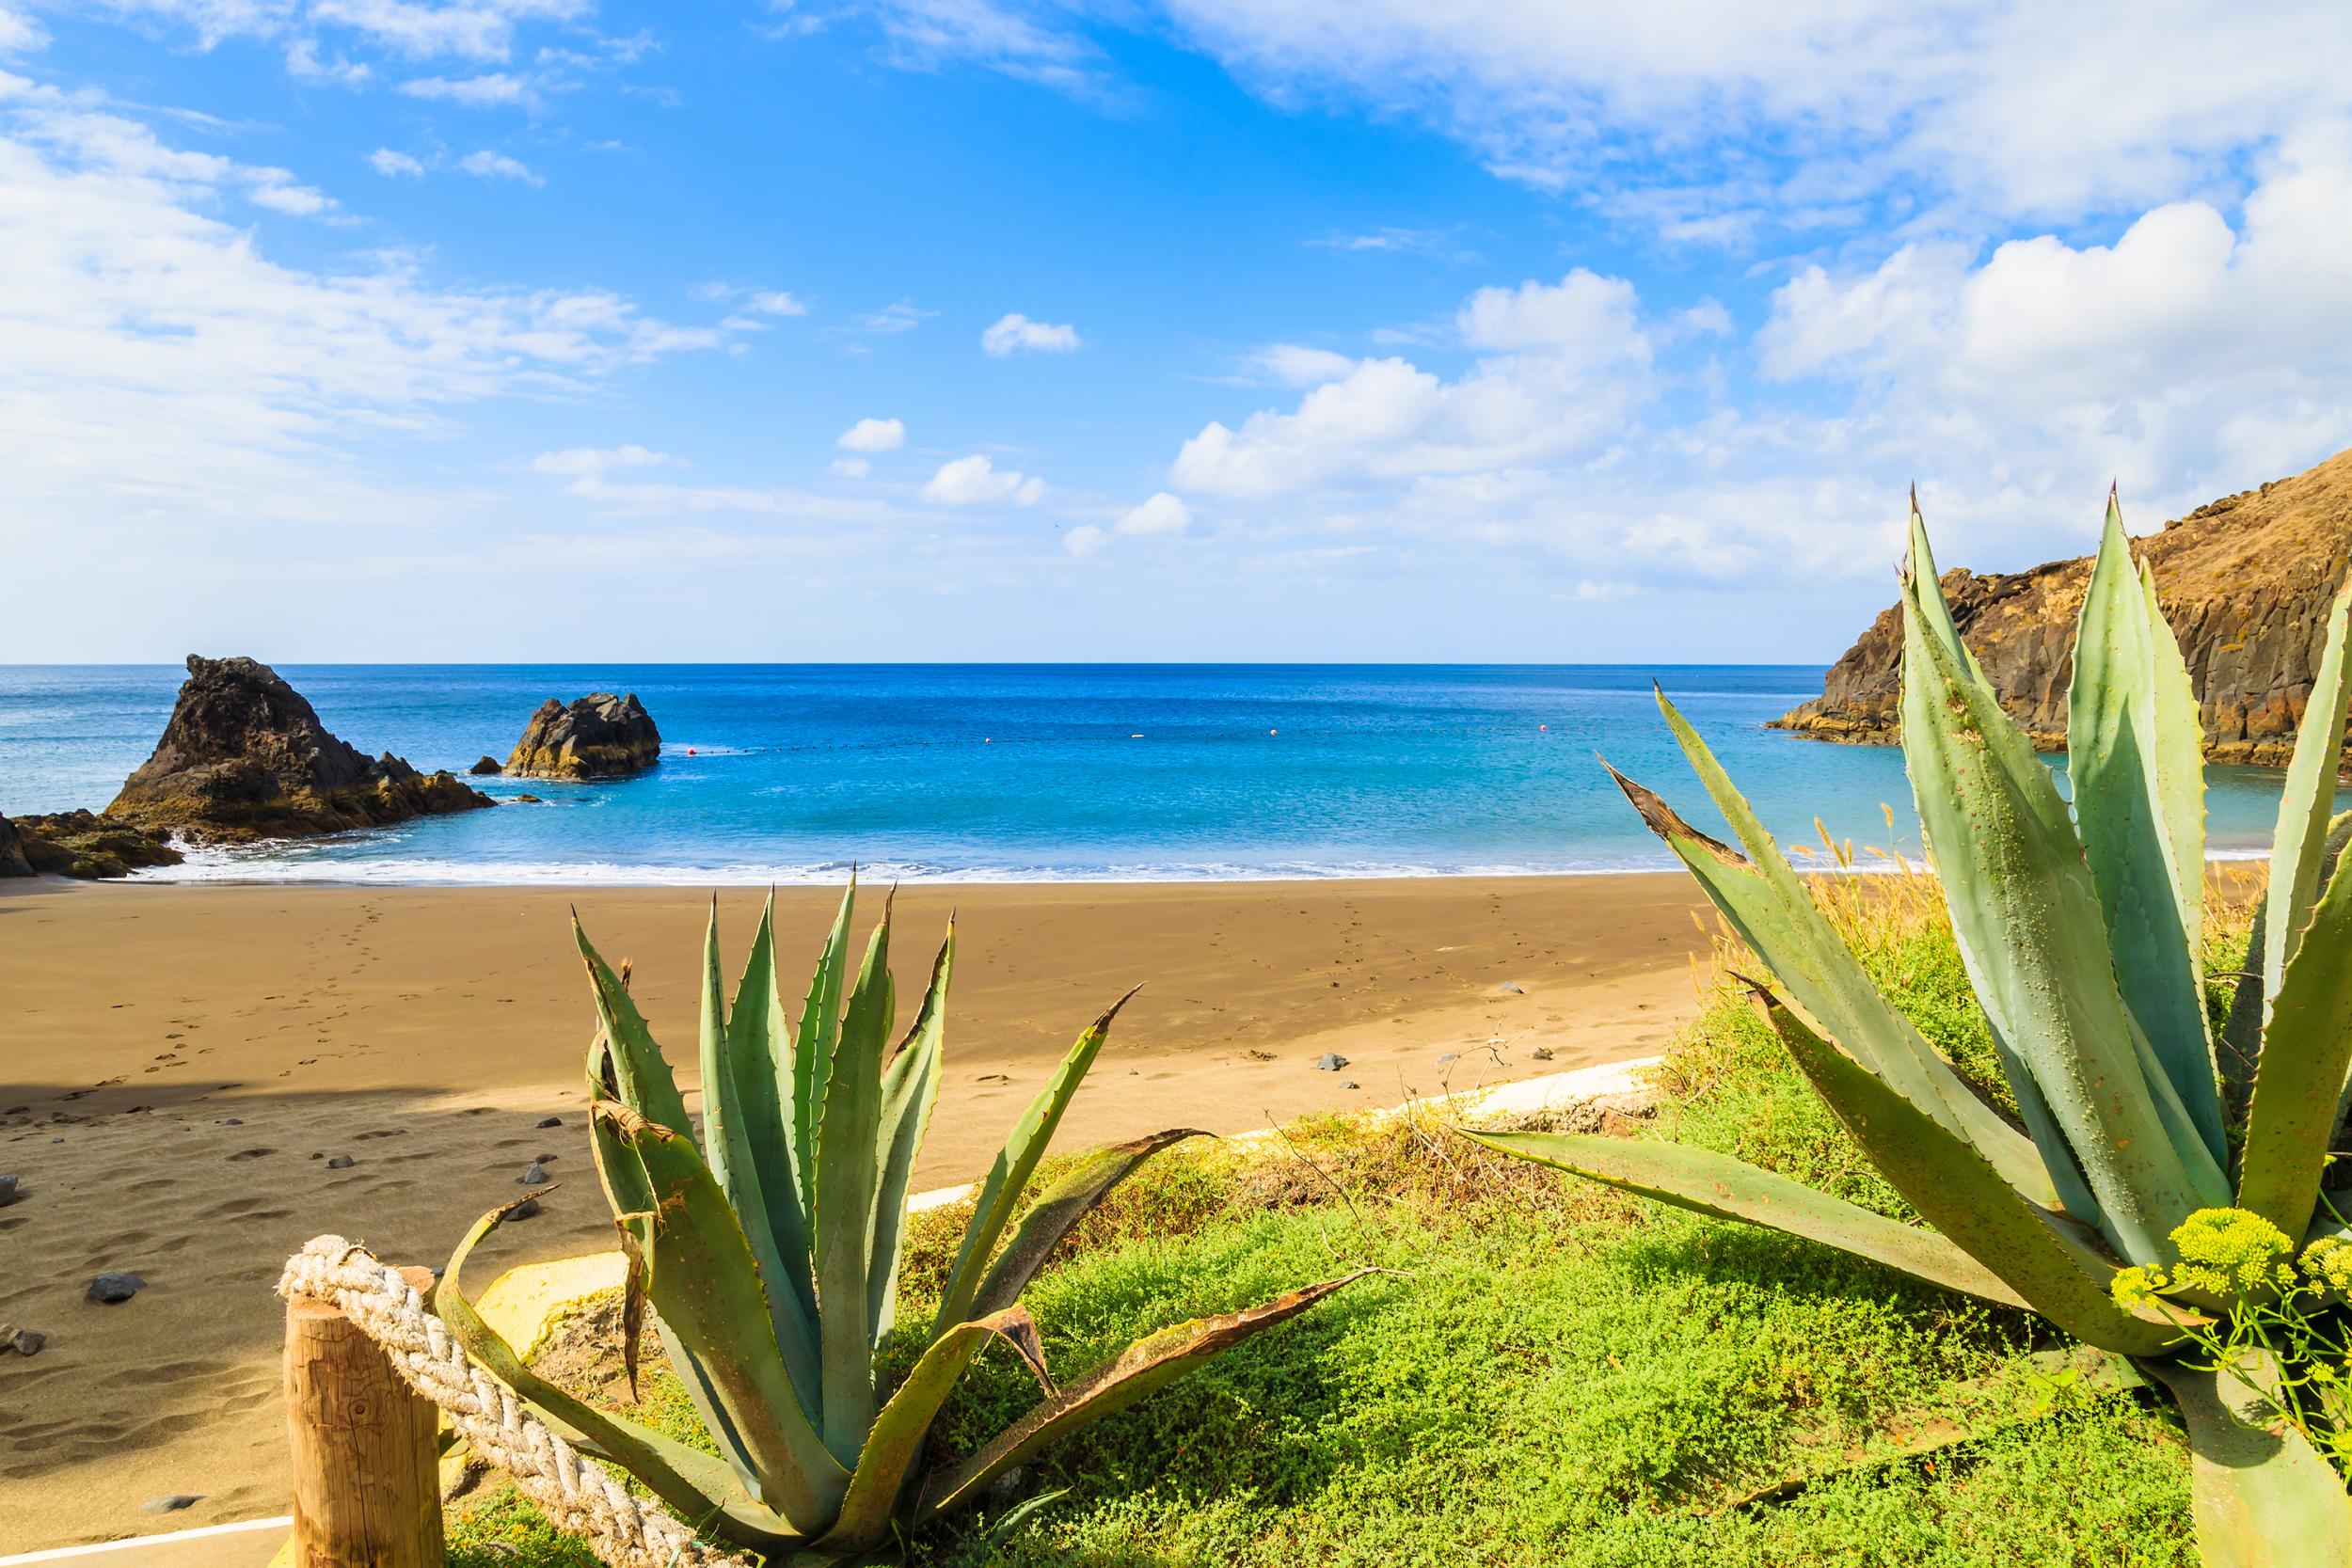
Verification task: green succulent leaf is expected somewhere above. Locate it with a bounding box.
[1751,987,2184,1356]
[1613,720,2060,1210]
[1899,539,2227,1263]
[971,1128,1210,1319]
[2140,1351,2352,1568]
[1461,1128,2026,1309]
[914,1271,1373,1523]
[575,919,693,1140]
[932,989,1139,1337]
[2235,823,2352,1240]
[814,901,896,1466]
[438,1197,806,1552]
[870,926,951,1349]
[599,1100,848,1524]
[2263,579,2352,1019]
[2068,496,2223,1163]
[795,879,857,1224]
[812,1307,1050,1556]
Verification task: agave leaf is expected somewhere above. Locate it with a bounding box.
[2232,815,2352,1122]
[1460,1129,2026,1310]
[696,902,822,1415]
[870,926,952,1349]
[736,897,821,1324]
[795,879,858,1218]
[1899,548,2227,1264]
[811,1307,1050,1555]
[438,1197,807,1551]
[933,990,1139,1337]
[1616,720,2062,1210]
[1751,988,2184,1355]
[2235,830,2352,1239]
[599,1101,849,1523]
[914,1271,1373,1522]
[2068,498,2223,1162]
[576,920,693,1140]
[970,1128,1210,1320]
[814,903,895,1465]
[2141,1352,2352,1568]
[2262,578,2352,1018]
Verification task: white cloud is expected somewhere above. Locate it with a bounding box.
[1243,343,1357,387]
[830,456,870,478]
[532,445,672,477]
[1063,523,1106,555]
[1118,491,1190,535]
[981,311,1081,356]
[457,148,543,184]
[922,453,1044,505]
[856,299,933,334]
[369,147,426,177]
[1173,269,1652,498]
[402,71,533,106]
[837,416,905,452]
[0,6,48,53]
[286,37,371,84]
[745,289,805,317]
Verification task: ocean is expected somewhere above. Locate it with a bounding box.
[0,664,2292,884]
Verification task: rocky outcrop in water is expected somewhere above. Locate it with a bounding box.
[502,693,660,781]
[8,811,183,879]
[0,815,31,878]
[1774,447,2352,764]
[106,656,492,842]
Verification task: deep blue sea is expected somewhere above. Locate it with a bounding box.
[0,665,2292,884]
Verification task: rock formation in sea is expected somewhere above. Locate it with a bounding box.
[7,811,183,879]
[0,815,31,878]
[1774,446,2352,764]
[106,655,492,842]
[501,693,661,781]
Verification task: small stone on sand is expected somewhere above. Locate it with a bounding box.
[1341,1080,1360,1090]
[87,1272,146,1304]
[139,1495,199,1514]
[507,1196,542,1220]
[8,1327,47,1355]
[1438,1053,1458,1064]
[1529,1046,1554,1061]
[326,1154,355,1169]
[0,1174,19,1206]
[536,1116,563,1129]
[517,1162,548,1185]
[1314,1053,1348,1071]
[1498,982,1525,994]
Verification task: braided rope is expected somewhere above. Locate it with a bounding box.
[278,1236,750,1568]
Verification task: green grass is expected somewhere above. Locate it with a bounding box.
[450,882,2220,1568]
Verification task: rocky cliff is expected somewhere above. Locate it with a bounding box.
[502,693,660,781]
[107,655,492,842]
[1774,447,2352,764]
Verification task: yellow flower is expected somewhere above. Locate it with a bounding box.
[2168,1208,2295,1299]
[2109,1264,2166,1308]
[2301,1235,2352,1296]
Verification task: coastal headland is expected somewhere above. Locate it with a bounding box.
[0,871,1710,1552]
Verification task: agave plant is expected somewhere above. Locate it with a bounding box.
[1469,493,2352,1564]
[438,883,1360,1563]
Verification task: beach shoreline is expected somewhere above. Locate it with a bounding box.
[0,871,1712,1551]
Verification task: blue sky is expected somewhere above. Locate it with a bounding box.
[7,2,2352,662]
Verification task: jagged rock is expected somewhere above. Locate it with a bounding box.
[0,815,30,878]
[5,1326,46,1355]
[1314,1053,1349,1071]
[469,755,502,776]
[107,656,492,843]
[9,810,183,879]
[1776,451,2352,764]
[517,1161,548,1185]
[502,693,661,781]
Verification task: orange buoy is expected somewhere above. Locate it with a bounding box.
[1269,728,1278,736]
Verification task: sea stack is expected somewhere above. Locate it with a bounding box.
[501,693,661,781]
[1774,445,2352,765]
[106,655,493,842]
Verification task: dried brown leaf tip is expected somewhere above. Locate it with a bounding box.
[1601,760,1746,867]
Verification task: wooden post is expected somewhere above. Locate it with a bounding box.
[284,1264,445,1568]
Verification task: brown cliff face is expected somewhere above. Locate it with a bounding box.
[1773,447,2352,765]
[107,655,493,842]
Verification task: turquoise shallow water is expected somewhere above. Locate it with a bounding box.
[0,664,2291,883]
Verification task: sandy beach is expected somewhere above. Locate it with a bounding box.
[0,872,1709,1552]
